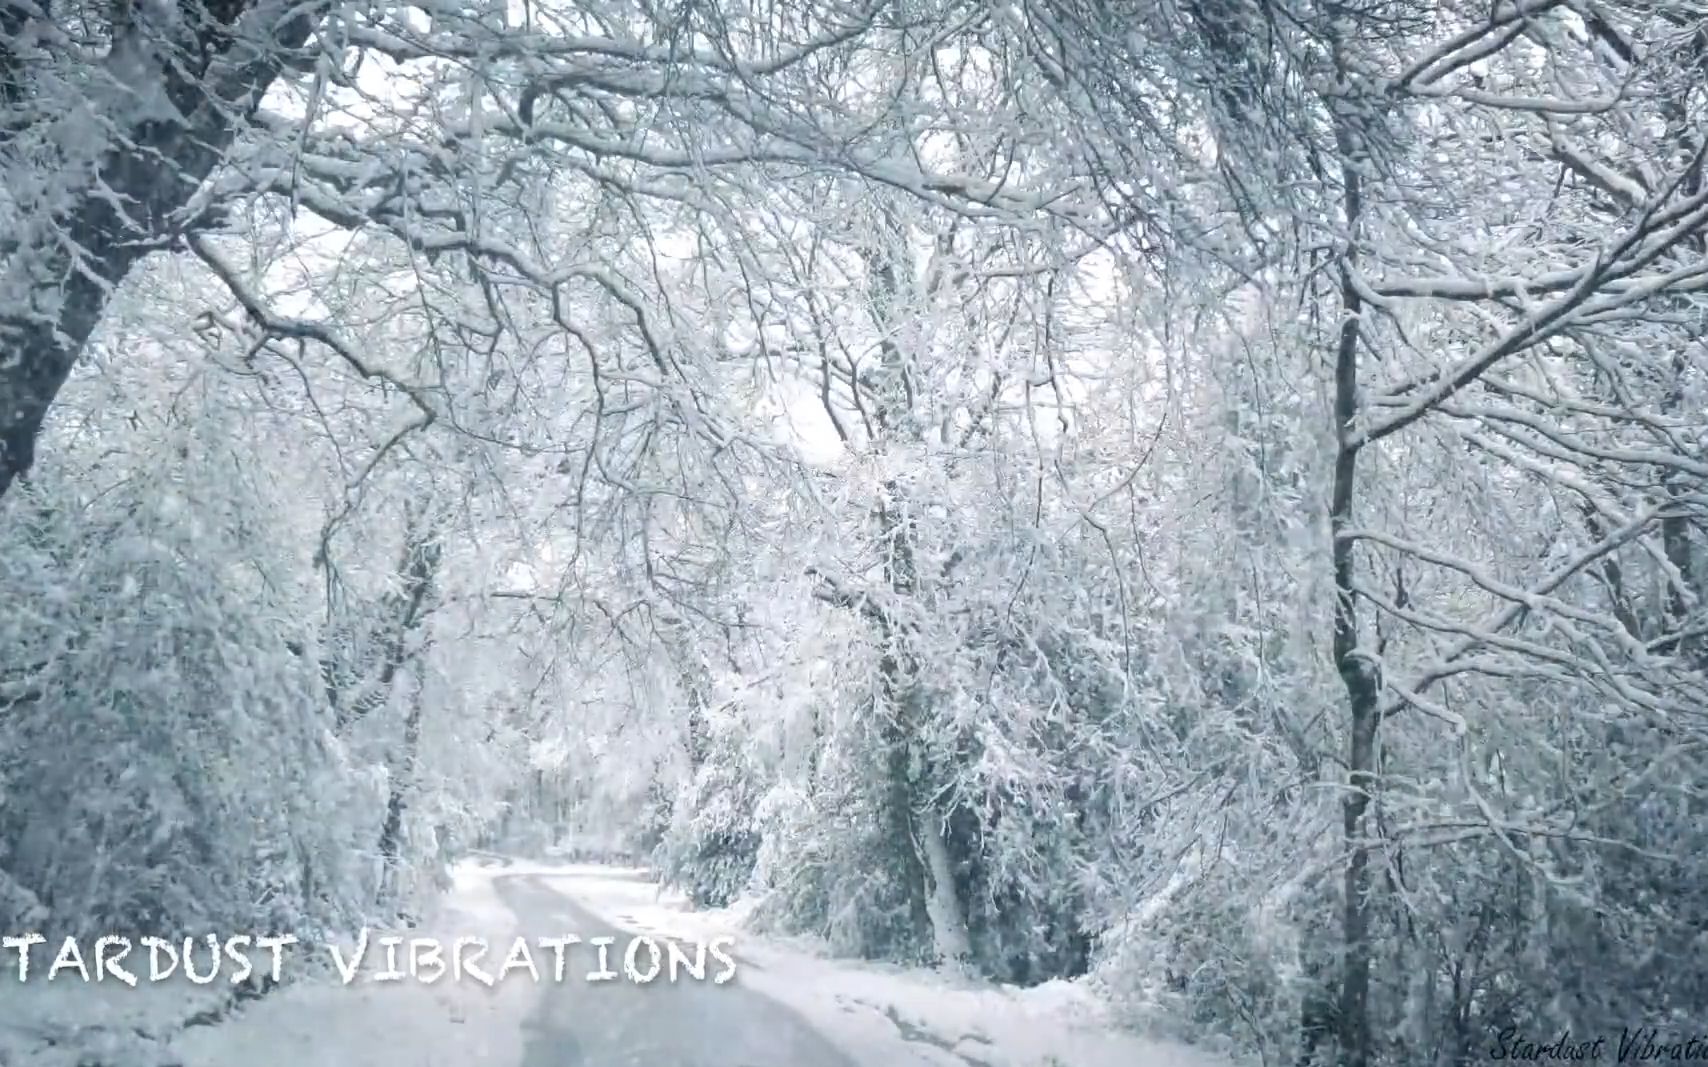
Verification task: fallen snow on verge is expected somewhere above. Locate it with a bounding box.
[0,974,224,1067]
[170,860,538,1067]
[530,863,1234,1067]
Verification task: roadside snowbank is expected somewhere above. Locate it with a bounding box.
[0,977,222,1067]
[169,860,538,1067]
[0,859,543,1067]
[531,864,1233,1067]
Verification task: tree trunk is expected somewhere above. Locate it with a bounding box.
[917,805,972,963]
[376,685,424,892]
[0,0,323,499]
[876,636,935,956]
[1329,104,1378,1067]
[367,520,440,901]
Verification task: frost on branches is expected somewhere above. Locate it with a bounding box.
[2,2,1707,1066]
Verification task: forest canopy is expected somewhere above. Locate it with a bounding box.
[3,2,1707,1066]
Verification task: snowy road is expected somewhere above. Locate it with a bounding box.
[495,871,860,1067]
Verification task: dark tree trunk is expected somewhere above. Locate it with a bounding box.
[371,526,439,899]
[1329,101,1378,1067]
[0,0,323,499]
[377,687,424,878]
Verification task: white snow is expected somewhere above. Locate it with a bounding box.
[167,863,538,1067]
[0,863,540,1067]
[0,976,224,1067]
[530,862,1234,1067]
[1,860,1235,1067]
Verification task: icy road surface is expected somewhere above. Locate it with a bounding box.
[496,870,859,1067]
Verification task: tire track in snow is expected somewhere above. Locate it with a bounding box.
[495,872,859,1067]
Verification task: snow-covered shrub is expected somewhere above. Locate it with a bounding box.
[653,728,763,909]
[0,458,367,939]
[939,621,1138,984]
[750,744,937,963]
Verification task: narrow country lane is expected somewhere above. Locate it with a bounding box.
[494,871,861,1067]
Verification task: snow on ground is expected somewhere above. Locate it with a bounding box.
[0,974,225,1067]
[2,859,1237,1067]
[0,861,547,1067]
[169,861,539,1067]
[0,864,533,1067]
[530,863,1235,1067]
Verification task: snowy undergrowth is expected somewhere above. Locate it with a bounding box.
[535,864,1236,1067]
